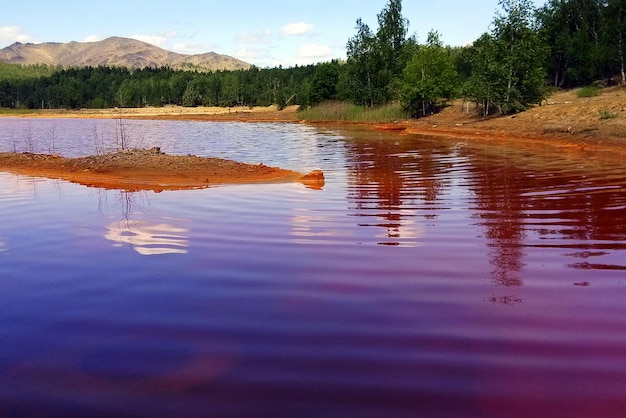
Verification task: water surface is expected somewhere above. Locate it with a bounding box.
[1,119,625,417]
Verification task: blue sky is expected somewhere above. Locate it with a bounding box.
[1,0,545,68]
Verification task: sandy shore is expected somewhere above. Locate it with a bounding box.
[5,104,301,122]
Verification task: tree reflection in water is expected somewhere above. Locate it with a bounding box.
[344,133,452,247]
[467,160,526,288]
[463,140,626,298]
[343,130,626,305]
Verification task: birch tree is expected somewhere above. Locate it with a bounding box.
[401,31,459,117]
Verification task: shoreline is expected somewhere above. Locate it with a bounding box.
[2,87,623,149]
[1,87,625,189]
[0,105,302,123]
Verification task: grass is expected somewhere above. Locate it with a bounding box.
[577,85,600,98]
[0,108,39,116]
[298,101,409,123]
[599,108,618,120]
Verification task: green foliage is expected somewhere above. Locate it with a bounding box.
[298,101,408,122]
[376,0,410,78]
[182,80,202,107]
[0,64,316,110]
[345,0,410,106]
[0,107,38,115]
[605,0,626,84]
[494,0,548,113]
[463,0,547,115]
[538,0,626,87]
[400,31,460,117]
[577,85,601,97]
[345,18,388,106]
[0,63,55,80]
[309,62,340,105]
[462,34,502,116]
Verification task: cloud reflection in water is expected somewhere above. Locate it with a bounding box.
[105,220,189,255]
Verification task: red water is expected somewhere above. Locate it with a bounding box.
[1,121,625,417]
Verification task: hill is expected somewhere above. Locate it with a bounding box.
[0,36,250,72]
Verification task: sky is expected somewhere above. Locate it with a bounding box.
[1,0,545,68]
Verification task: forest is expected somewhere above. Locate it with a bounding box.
[0,0,625,117]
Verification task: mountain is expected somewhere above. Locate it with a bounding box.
[0,36,251,71]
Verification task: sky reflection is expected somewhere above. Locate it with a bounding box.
[104,219,189,255]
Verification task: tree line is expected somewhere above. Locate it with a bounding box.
[342,0,626,117]
[0,64,318,110]
[1,0,624,117]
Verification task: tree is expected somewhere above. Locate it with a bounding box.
[538,0,607,87]
[463,34,504,116]
[605,0,626,83]
[494,0,547,112]
[401,31,460,117]
[346,18,387,106]
[309,62,340,104]
[0,62,340,111]
[537,0,573,87]
[221,72,241,106]
[466,0,547,115]
[376,0,410,80]
[345,0,410,106]
[182,80,202,107]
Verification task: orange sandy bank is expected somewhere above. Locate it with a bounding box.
[0,149,325,192]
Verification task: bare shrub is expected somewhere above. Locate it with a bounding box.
[23,123,37,153]
[92,122,108,155]
[42,121,58,155]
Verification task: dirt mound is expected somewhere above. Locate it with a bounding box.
[0,148,324,192]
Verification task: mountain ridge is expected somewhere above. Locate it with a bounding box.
[0,36,251,71]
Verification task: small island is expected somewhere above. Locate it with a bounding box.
[0,148,325,192]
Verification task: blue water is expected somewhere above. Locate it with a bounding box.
[1,119,626,417]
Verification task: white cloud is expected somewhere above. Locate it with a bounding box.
[83,35,103,43]
[0,26,35,44]
[281,22,314,36]
[233,47,263,62]
[233,47,281,68]
[236,30,273,44]
[129,31,177,48]
[172,42,217,55]
[297,44,333,60]
[131,34,169,47]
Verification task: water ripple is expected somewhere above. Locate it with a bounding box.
[2,120,626,417]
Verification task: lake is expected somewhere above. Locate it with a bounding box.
[1,118,626,417]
